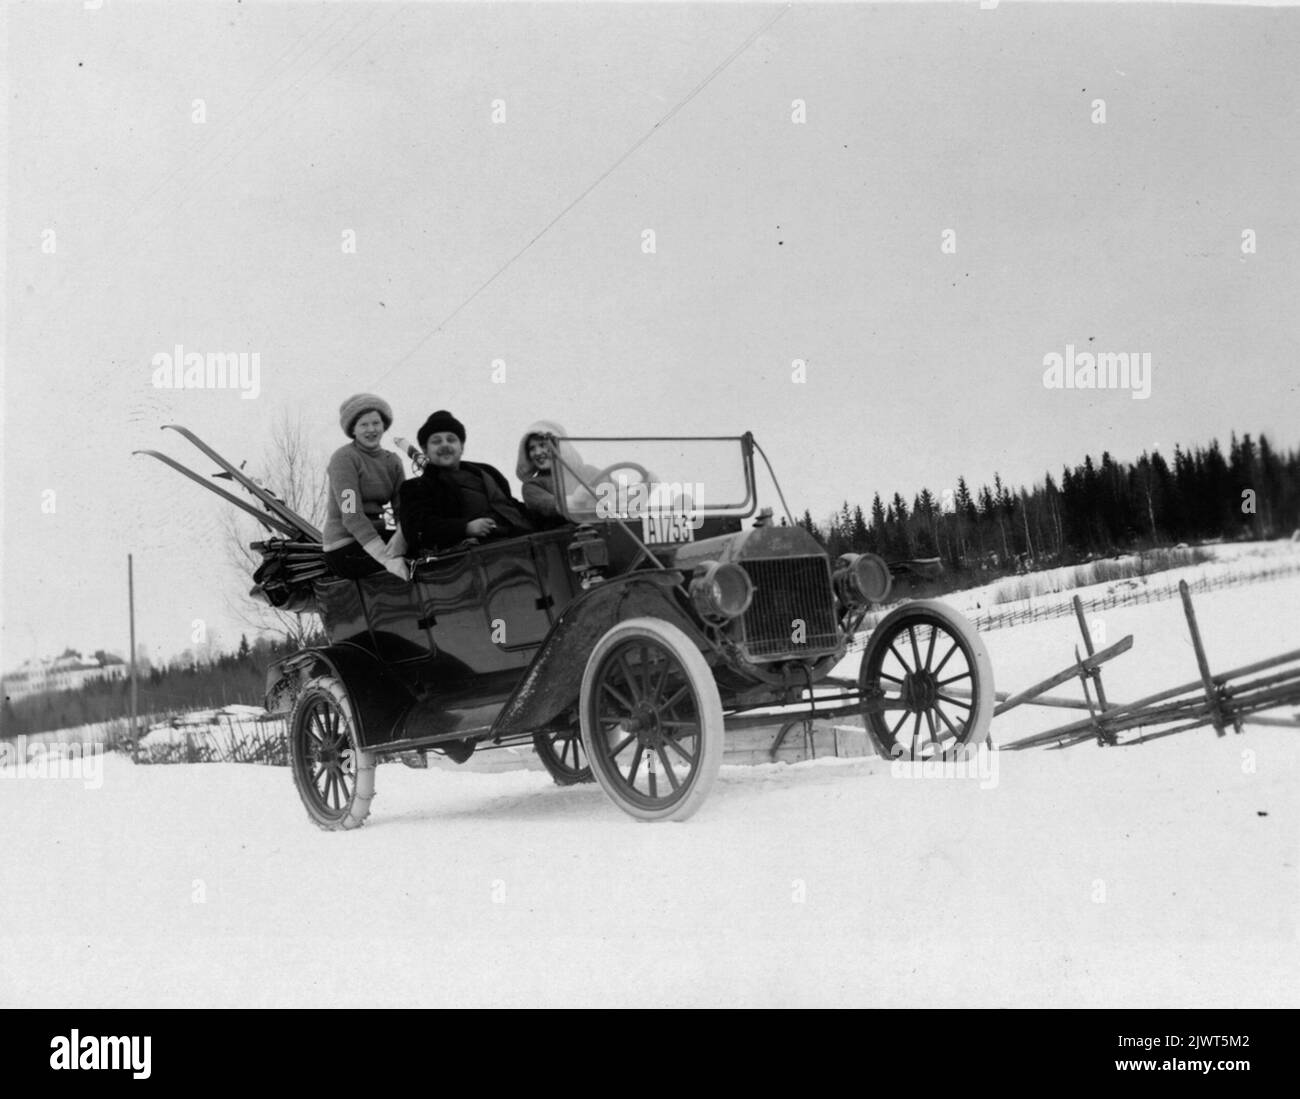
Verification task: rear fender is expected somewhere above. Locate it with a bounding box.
[265,642,418,750]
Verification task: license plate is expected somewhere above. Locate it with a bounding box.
[641,512,697,544]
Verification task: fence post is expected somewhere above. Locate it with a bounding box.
[1178,580,1231,736]
[1073,594,1110,713]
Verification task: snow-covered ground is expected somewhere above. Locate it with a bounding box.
[2,572,1297,1008]
[132,704,286,765]
[950,537,1300,618]
[142,704,267,737]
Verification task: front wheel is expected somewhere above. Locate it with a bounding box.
[580,618,724,822]
[859,601,994,761]
[289,676,376,830]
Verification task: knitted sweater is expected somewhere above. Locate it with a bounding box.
[323,441,405,552]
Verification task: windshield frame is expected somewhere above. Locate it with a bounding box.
[547,434,758,524]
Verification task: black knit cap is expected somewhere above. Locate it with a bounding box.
[417,410,466,448]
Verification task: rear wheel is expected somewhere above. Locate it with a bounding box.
[289,676,375,830]
[580,618,723,822]
[533,722,593,785]
[859,601,994,761]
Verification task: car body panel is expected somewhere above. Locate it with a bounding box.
[262,436,884,756]
[489,570,704,740]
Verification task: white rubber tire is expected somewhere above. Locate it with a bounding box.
[580,618,724,822]
[288,676,376,831]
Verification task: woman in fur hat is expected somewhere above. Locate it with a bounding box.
[323,393,409,579]
[515,420,598,524]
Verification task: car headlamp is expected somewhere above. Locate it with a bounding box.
[834,553,891,607]
[689,561,754,623]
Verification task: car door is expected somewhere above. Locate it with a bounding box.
[472,537,553,651]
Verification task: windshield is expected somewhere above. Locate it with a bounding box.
[547,436,755,525]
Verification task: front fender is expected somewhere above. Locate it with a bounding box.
[490,571,709,738]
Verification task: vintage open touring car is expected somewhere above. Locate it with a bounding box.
[140,426,994,826]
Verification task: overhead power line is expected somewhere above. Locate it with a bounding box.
[372,3,793,388]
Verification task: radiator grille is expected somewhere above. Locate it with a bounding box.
[738,556,840,660]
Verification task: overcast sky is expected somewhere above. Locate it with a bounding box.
[3,0,1299,668]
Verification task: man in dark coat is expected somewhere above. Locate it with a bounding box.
[399,409,535,556]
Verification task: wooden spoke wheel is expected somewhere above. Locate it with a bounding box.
[289,676,376,830]
[859,601,994,761]
[533,723,593,785]
[580,618,723,822]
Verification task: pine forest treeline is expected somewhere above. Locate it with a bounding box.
[798,432,1300,571]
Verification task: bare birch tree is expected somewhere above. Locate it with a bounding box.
[221,411,329,649]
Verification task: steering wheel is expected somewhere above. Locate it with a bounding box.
[590,462,653,485]
[568,462,654,518]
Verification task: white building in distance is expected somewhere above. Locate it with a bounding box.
[3,650,128,702]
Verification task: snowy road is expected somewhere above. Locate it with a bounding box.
[3,576,1298,1007]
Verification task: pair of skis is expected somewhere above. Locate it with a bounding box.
[134,425,323,543]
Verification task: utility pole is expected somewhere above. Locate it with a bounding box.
[128,554,139,764]
[1020,489,1035,564]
